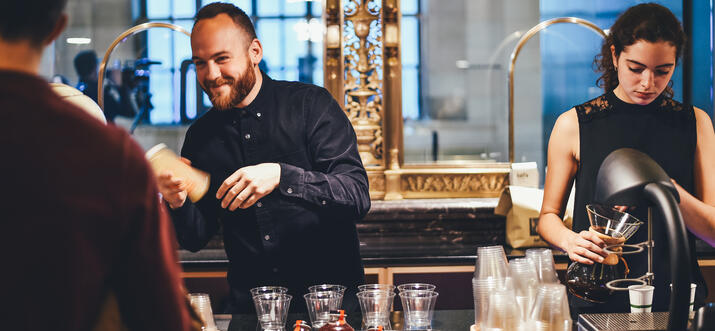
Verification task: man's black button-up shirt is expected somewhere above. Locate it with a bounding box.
[169,72,370,313]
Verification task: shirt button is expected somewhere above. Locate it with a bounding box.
[264,235,270,241]
[256,201,263,208]
[244,133,251,140]
[272,267,279,273]
[286,187,293,194]
[257,112,262,117]
[232,120,237,125]
[321,200,327,205]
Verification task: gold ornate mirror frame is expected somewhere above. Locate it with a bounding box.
[324,0,510,200]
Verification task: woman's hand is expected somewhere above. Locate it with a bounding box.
[563,230,608,264]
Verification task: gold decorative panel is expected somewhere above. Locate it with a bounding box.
[400,171,510,199]
[343,0,384,168]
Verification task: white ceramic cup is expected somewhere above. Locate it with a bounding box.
[628,285,654,313]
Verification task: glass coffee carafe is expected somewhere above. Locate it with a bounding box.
[566,204,643,303]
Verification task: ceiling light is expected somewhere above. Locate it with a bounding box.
[66,37,92,45]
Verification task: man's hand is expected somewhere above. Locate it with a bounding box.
[156,158,192,209]
[216,163,281,211]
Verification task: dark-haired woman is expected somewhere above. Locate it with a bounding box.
[537,3,715,316]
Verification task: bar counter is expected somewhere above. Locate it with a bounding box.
[180,198,715,311]
[212,309,474,331]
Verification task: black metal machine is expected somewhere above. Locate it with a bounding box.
[576,148,712,330]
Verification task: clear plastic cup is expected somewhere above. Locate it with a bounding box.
[189,293,218,331]
[475,246,509,279]
[483,288,523,330]
[304,291,341,329]
[250,286,288,297]
[528,284,571,331]
[357,289,395,330]
[400,290,439,330]
[397,283,436,293]
[308,284,346,307]
[309,284,347,294]
[473,277,514,328]
[358,284,396,293]
[509,258,539,320]
[526,248,559,284]
[252,293,292,331]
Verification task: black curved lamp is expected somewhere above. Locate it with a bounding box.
[594,148,691,331]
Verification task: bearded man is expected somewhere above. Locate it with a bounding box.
[157,2,370,313]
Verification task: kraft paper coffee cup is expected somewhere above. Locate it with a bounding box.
[145,143,210,202]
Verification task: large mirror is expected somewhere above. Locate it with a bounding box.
[404,0,685,180]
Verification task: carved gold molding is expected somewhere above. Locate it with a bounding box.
[398,166,510,199]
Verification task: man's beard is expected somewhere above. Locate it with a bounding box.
[203,63,256,110]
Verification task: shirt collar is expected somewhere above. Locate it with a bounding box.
[236,70,272,119]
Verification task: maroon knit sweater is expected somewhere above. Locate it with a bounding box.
[0,70,194,330]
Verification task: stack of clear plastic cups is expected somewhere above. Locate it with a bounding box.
[483,287,523,331]
[304,291,341,329]
[357,284,395,330]
[473,245,511,329]
[525,248,559,284]
[475,246,510,279]
[188,293,219,331]
[509,258,539,322]
[309,284,347,308]
[472,276,515,329]
[528,284,572,331]
[252,292,292,331]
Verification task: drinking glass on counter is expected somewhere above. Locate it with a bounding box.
[399,290,439,330]
[189,293,219,331]
[357,290,396,330]
[252,293,292,331]
[305,291,341,329]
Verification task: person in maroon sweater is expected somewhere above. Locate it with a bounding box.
[0,1,197,330]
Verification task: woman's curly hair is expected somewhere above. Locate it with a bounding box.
[595,3,686,98]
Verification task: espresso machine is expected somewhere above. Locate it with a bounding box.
[575,148,713,331]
